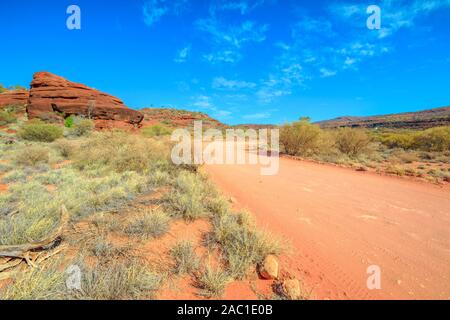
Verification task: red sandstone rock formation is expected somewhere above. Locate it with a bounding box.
[0,90,29,108]
[27,72,143,127]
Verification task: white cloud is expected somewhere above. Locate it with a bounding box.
[203,50,241,64]
[344,57,356,66]
[242,112,272,120]
[196,16,268,64]
[143,0,168,26]
[197,19,268,48]
[212,0,267,15]
[214,110,232,117]
[212,77,256,90]
[320,68,337,78]
[142,0,188,27]
[191,95,213,109]
[174,46,191,63]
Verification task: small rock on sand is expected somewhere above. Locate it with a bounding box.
[281,279,301,300]
[258,255,279,280]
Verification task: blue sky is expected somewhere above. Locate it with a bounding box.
[1,0,450,125]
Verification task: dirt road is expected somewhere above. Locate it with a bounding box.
[204,156,450,300]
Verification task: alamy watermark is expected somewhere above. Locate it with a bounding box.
[366,265,381,290]
[171,121,280,176]
[66,5,81,30]
[367,5,381,30]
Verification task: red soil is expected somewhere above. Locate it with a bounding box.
[204,156,450,300]
[0,184,8,193]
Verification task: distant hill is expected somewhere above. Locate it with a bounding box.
[139,108,226,129]
[316,106,450,130]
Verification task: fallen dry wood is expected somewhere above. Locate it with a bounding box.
[0,205,69,259]
[0,259,22,273]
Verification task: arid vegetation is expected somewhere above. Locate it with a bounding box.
[0,107,286,300]
[280,118,450,183]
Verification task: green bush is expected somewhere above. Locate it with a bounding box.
[18,120,64,142]
[376,131,417,150]
[376,126,450,152]
[414,126,450,152]
[67,117,94,137]
[64,116,75,128]
[0,110,17,126]
[280,119,323,156]
[142,124,172,137]
[334,128,371,157]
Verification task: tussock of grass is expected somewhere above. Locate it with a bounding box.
[72,260,162,300]
[89,237,131,260]
[165,171,209,220]
[196,264,230,298]
[72,131,170,173]
[0,167,151,245]
[0,181,61,245]
[209,211,283,279]
[125,209,171,239]
[0,259,65,300]
[170,241,200,275]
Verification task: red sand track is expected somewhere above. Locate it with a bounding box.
[204,156,450,300]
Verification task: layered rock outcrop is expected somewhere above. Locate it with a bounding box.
[27,72,143,127]
[0,90,29,108]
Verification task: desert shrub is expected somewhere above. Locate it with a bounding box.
[395,151,419,164]
[376,131,417,150]
[0,110,17,126]
[0,84,6,93]
[165,171,209,220]
[414,126,450,152]
[73,132,170,173]
[125,209,171,239]
[142,124,172,137]
[1,169,28,184]
[196,265,230,298]
[334,128,371,157]
[69,117,95,137]
[149,169,171,187]
[18,120,63,142]
[64,115,75,128]
[14,145,49,166]
[376,126,450,152]
[280,118,323,156]
[385,164,406,176]
[53,139,78,158]
[170,241,200,275]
